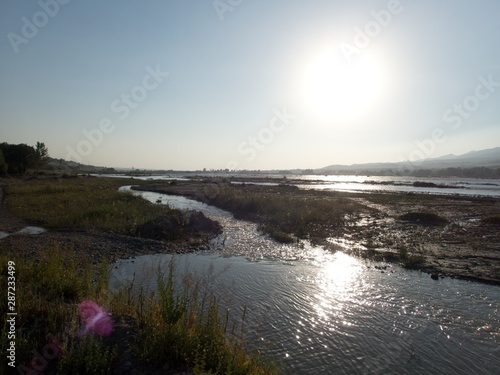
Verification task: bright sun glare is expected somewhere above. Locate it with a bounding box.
[302,48,387,122]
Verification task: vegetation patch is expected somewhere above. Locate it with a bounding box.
[398,212,448,226]
[135,181,370,244]
[0,246,114,373]
[259,225,295,244]
[4,177,220,244]
[481,215,500,226]
[0,245,279,374]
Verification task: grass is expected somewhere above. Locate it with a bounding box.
[135,258,279,374]
[0,245,115,374]
[136,181,369,243]
[0,245,280,374]
[5,176,181,236]
[0,176,279,373]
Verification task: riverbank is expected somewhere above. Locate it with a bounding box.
[0,176,278,374]
[133,177,500,285]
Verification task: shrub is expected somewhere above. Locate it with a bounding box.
[398,212,448,226]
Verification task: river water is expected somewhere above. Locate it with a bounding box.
[104,173,500,198]
[113,187,500,375]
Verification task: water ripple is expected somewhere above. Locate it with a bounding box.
[115,187,500,374]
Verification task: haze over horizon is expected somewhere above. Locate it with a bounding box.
[1,1,500,170]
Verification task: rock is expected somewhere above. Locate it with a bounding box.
[431,272,439,280]
[185,211,222,236]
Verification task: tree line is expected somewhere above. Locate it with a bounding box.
[0,142,49,175]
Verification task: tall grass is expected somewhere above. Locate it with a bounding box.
[5,177,177,234]
[135,257,279,374]
[0,246,279,374]
[0,245,115,373]
[205,184,366,243]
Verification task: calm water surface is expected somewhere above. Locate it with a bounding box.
[113,187,500,375]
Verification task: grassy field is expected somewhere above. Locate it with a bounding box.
[4,176,170,234]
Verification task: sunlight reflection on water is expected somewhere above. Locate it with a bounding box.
[115,186,500,375]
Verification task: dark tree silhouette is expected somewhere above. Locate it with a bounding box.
[33,141,50,173]
[0,142,35,174]
[0,148,7,175]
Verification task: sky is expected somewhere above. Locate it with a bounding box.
[1,0,499,171]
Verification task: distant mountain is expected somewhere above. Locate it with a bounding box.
[317,147,500,175]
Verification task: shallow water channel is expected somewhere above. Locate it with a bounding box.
[114,187,500,375]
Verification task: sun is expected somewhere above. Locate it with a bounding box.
[301,48,387,122]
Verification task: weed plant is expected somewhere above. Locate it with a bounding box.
[0,245,279,374]
[135,257,279,374]
[0,245,114,373]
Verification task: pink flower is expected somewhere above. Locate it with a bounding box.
[78,300,113,337]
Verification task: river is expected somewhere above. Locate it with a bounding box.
[105,173,500,198]
[113,187,500,375]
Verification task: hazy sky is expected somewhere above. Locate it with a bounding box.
[1,0,499,170]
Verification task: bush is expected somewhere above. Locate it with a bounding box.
[398,212,448,226]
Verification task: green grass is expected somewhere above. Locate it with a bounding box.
[0,245,279,374]
[5,177,179,235]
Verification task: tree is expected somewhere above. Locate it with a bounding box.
[0,143,35,174]
[0,148,7,175]
[33,141,50,173]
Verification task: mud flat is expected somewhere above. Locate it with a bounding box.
[135,178,500,285]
